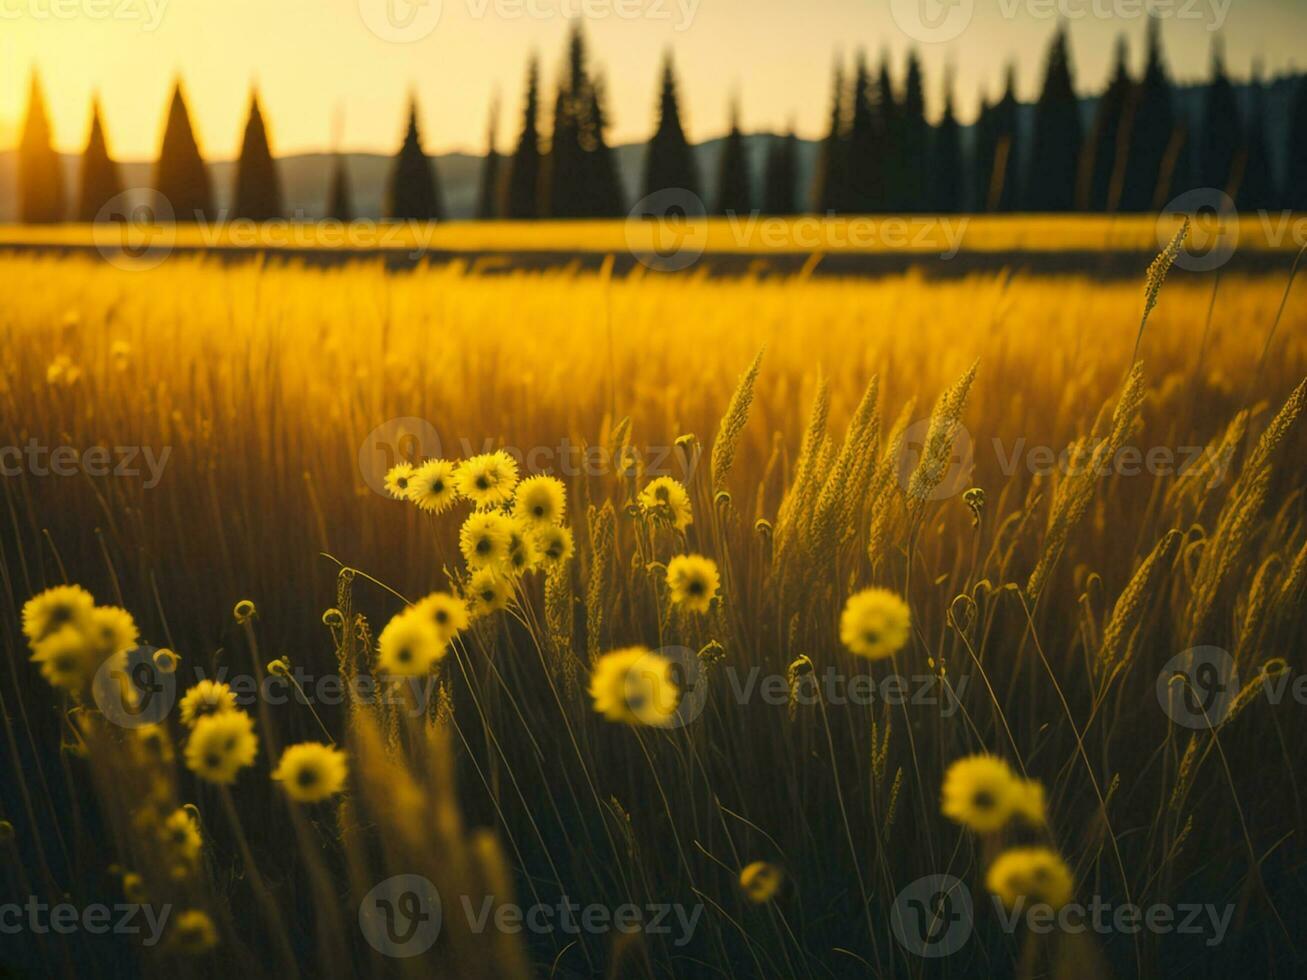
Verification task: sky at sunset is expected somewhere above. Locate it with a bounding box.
[1,0,1303,160]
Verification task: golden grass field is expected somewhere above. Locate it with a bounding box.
[2,242,1307,978]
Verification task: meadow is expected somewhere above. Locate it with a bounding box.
[2,243,1306,978]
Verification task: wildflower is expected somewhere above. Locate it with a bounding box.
[376,611,445,676]
[455,451,519,509]
[408,458,458,513]
[132,725,173,764]
[160,808,203,864]
[153,648,180,674]
[535,525,574,566]
[171,909,218,954]
[322,607,345,629]
[504,519,541,574]
[512,475,566,526]
[465,567,512,617]
[986,847,1075,911]
[839,589,910,660]
[179,680,239,727]
[46,354,82,386]
[1013,779,1047,826]
[666,554,720,614]
[30,627,91,690]
[86,606,140,659]
[459,512,511,568]
[739,861,784,904]
[272,742,348,803]
[941,755,1020,833]
[232,599,256,624]
[638,477,693,530]
[184,711,258,785]
[121,871,146,903]
[22,585,94,645]
[413,591,469,641]
[383,461,416,500]
[589,647,680,727]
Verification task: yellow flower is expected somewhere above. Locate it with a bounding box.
[383,461,416,499]
[512,475,566,526]
[184,711,258,785]
[413,591,469,642]
[121,871,146,903]
[30,626,91,690]
[1013,779,1047,826]
[465,567,512,617]
[535,525,575,566]
[408,458,458,513]
[666,554,720,614]
[839,589,910,660]
[638,477,693,530]
[87,606,140,658]
[738,861,784,904]
[376,611,445,676]
[459,512,511,568]
[986,847,1075,910]
[272,742,348,803]
[504,519,541,574]
[160,808,203,863]
[22,585,94,645]
[455,450,519,509]
[179,680,239,727]
[171,909,218,954]
[153,648,181,674]
[941,754,1020,833]
[233,599,256,623]
[589,647,680,727]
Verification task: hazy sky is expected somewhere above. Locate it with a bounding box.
[1,0,1303,160]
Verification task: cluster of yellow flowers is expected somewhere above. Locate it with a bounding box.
[376,591,469,675]
[21,585,141,693]
[385,451,575,618]
[941,755,1075,911]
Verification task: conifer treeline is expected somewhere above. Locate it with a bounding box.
[15,20,1307,223]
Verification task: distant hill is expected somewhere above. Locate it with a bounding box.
[0,76,1299,222]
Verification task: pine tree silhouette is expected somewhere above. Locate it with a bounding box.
[810,61,847,213]
[1026,27,1082,212]
[898,51,929,212]
[713,99,752,215]
[19,71,65,223]
[504,57,542,219]
[76,95,122,222]
[232,89,282,221]
[1237,64,1278,212]
[1121,17,1177,211]
[154,80,213,222]
[763,128,799,215]
[543,26,591,218]
[586,75,625,217]
[385,96,442,221]
[972,93,996,212]
[846,53,883,213]
[991,66,1022,212]
[1287,77,1307,212]
[1198,38,1241,196]
[641,53,700,201]
[931,71,963,213]
[476,99,502,220]
[1079,36,1132,211]
[877,57,903,211]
